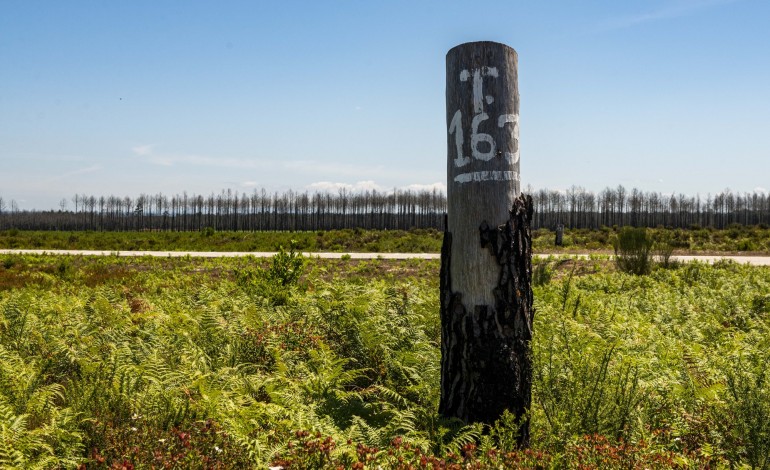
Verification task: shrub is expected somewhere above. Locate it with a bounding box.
[268,241,304,286]
[653,233,676,269]
[1,256,17,269]
[721,354,770,468]
[613,227,652,275]
[532,260,553,286]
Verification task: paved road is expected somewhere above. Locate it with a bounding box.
[2,249,770,265]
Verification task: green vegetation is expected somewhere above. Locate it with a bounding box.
[614,227,654,275]
[0,228,444,253]
[1,252,770,467]
[3,225,770,254]
[534,225,770,254]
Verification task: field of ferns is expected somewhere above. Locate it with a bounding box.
[1,249,769,468]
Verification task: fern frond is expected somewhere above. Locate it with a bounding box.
[440,423,484,456]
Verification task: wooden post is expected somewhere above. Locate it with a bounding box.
[439,41,534,446]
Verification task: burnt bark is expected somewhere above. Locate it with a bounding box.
[439,194,534,446]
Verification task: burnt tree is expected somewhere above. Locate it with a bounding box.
[439,41,534,446]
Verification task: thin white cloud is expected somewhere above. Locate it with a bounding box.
[352,180,381,191]
[283,160,390,179]
[49,165,102,181]
[133,145,436,184]
[132,144,155,157]
[157,154,267,169]
[307,181,447,194]
[404,182,446,192]
[135,145,390,179]
[307,181,384,192]
[135,146,270,169]
[599,0,739,31]
[10,152,89,162]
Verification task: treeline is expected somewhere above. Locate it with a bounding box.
[0,188,445,232]
[530,186,770,230]
[1,185,769,232]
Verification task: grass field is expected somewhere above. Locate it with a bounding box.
[2,225,770,254]
[0,228,444,254]
[1,250,769,468]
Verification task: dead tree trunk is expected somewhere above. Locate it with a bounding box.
[439,41,534,447]
[555,223,564,246]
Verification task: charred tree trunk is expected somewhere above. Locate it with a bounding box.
[440,41,533,447]
[439,196,534,445]
[555,223,564,246]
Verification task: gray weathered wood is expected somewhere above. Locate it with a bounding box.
[440,41,533,446]
[445,41,520,309]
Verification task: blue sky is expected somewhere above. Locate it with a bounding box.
[2,0,769,210]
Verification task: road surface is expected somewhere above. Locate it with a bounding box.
[2,249,770,265]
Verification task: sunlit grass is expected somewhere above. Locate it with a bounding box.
[1,253,768,467]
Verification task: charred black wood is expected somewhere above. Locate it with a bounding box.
[439,194,534,447]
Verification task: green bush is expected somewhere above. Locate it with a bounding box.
[532,260,553,286]
[268,241,304,286]
[721,354,770,468]
[653,233,676,268]
[1,256,17,269]
[613,227,653,275]
[234,245,305,305]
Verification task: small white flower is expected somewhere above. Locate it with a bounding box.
[158,438,166,443]
[214,446,222,453]
[131,427,138,432]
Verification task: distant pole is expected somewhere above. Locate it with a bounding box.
[439,41,534,446]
